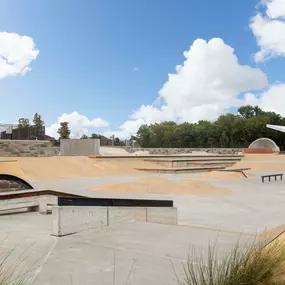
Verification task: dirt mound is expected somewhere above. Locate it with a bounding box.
[91,177,231,195]
[11,157,149,181]
[195,171,255,180]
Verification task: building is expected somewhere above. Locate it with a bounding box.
[100,135,112,146]
[0,125,45,140]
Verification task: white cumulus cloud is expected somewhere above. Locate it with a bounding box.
[104,38,268,139]
[243,84,285,116]
[0,32,39,79]
[46,111,109,139]
[250,0,285,62]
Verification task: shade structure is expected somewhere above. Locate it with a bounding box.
[267,124,285,133]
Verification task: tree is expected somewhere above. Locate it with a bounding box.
[33,113,45,139]
[33,113,45,127]
[91,133,100,139]
[18,118,30,128]
[57,122,71,139]
[81,134,88,139]
[136,125,151,147]
[238,105,255,119]
[238,105,265,119]
[114,137,120,146]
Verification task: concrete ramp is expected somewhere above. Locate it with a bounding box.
[0,160,27,180]
[0,174,33,192]
[100,146,130,155]
[0,160,33,192]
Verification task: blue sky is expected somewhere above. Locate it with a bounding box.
[0,0,285,138]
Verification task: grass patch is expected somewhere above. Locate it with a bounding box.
[0,240,36,285]
[176,237,285,285]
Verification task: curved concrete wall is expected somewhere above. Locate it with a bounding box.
[249,138,280,152]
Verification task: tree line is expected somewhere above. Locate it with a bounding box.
[131,106,285,150]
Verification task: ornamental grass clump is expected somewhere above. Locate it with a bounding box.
[178,238,285,285]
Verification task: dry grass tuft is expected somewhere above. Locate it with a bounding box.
[0,241,36,285]
[177,238,285,285]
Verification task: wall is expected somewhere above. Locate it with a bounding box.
[52,206,178,236]
[242,148,273,154]
[60,139,100,156]
[0,140,58,157]
[125,147,242,155]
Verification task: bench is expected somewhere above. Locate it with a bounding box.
[0,201,39,213]
[261,174,283,183]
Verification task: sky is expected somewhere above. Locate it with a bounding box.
[0,0,285,139]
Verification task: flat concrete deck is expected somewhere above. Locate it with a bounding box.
[0,213,258,285]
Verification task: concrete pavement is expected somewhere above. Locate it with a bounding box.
[0,213,259,285]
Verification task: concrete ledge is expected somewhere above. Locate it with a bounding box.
[0,195,58,214]
[134,166,225,173]
[52,206,178,237]
[52,206,107,237]
[147,207,178,225]
[108,207,146,225]
[0,201,39,212]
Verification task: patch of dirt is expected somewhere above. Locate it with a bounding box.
[236,161,285,171]
[90,177,231,195]
[12,157,152,180]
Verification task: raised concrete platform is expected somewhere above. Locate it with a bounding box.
[134,165,226,173]
[89,154,244,159]
[187,160,237,166]
[143,157,241,167]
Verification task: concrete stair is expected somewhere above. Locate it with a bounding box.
[134,156,243,174]
[134,165,226,174]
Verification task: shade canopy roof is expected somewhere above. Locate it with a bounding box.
[266,124,285,133]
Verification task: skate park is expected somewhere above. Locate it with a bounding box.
[1,137,285,284]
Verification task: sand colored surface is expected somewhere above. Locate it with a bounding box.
[233,154,285,171]
[0,160,27,181]
[260,225,285,238]
[7,157,151,181]
[243,154,285,161]
[194,171,255,180]
[91,177,231,195]
[236,161,285,171]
